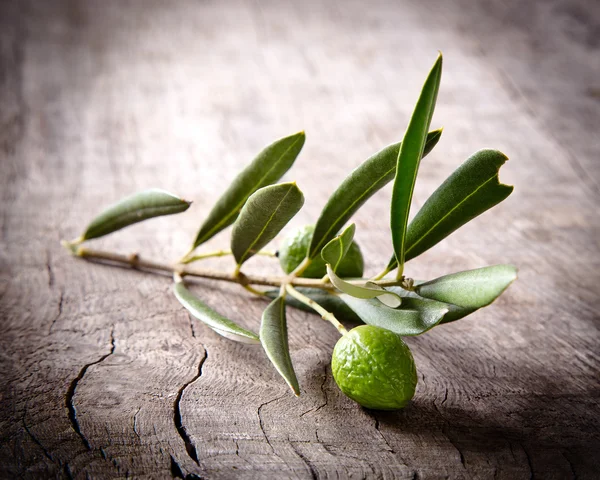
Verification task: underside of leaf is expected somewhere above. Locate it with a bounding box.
[173,282,260,344]
[260,296,300,395]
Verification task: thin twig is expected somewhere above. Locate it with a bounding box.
[66,245,405,290]
[285,284,348,335]
[181,249,276,265]
[371,266,393,281]
[242,284,269,297]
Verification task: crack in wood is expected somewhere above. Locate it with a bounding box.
[170,454,185,478]
[173,349,208,466]
[316,362,329,413]
[522,444,534,479]
[257,394,286,451]
[441,424,466,470]
[290,441,318,480]
[49,290,64,334]
[441,387,449,406]
[46,249,55,288]
[22,403,56,464]
[373,416,395,454]
[433,393,468,471]
[562,450,578,480]
[507,441,517,462]
[64,462,74,480]
[187,313,197,338]
[133,407,141,439]
[170,454,204,480]
[299,362,329,417]
[65,327,116,450]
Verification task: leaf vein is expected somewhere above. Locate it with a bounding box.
[310,166,394,258]
[406,173,497,255]
[239,185,296,264]
[198,135,303,245]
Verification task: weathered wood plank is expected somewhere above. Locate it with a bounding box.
[1,0,598,478]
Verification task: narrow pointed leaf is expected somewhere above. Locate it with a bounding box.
[231,183,304,266]
[173,282,260,344]
[391,54,443,275]
[307,129,442,260]
[80,189,191,241]
[191,132,305,250]
[265,288,363,323]
[260,296,300,395]
[321,223,356,272]
[327,264,402,308]
[414,265,518,309]
[340,294,448,336]
[387,150,514,270]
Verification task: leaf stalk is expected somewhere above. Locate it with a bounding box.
[285,284,348,336]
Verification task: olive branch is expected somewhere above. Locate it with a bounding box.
[62,53,517,408]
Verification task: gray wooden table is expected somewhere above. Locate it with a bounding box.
[1,0,599,478]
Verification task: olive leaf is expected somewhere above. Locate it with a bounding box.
[386,149,514,271]
[260,295,300,395]
[414,264,518,309]
[321,223,356,273]
[391,53,443,276]
[307,129,443,261]
[189,132,305,252]
[326,264,402,308]
[231,182,304,266]
[383,286,472,324]
[173,281,260,344]
[340,294,448,336]
[78,189,191,242]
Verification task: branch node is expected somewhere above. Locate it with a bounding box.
[128,252,140,267]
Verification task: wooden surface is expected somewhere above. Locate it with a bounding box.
[1,0,599,478]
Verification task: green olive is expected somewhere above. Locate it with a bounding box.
[279,225,364,278]
[332,325,417,410]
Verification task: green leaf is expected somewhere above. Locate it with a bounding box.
[173,282,260,344]
[391,53,443,276]
[387,150,514,271]
[231,182,304,266]
[321,223,356,273]
[340,294,448,336]
[79,189,191,241]
[265,288,362,323]
[190,132,305,250]
[414,265,518,309]
[307,129,442,260]
[385,286,475,324]
[260,296,300,395]
[327,264,402,308]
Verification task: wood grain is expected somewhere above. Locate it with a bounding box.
[1,0,598,478]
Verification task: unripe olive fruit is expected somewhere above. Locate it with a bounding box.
[332,325,417,410]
